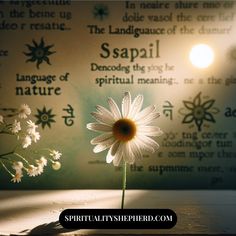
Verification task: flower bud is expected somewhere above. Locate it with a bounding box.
[52,161,61,170]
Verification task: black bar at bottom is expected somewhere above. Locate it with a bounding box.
[59,209,177,229]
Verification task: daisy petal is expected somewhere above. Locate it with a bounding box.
[93,137,115,153]
[108,97,121,119]
[123,142,135,164]
[137,135,159,153]
[131,140,143,160]
[143,136,160,151]
[113,155,122,166]
[135,136,154,153]
[122,92,131,118]
[91,112,115,125]
[113,143,123,166]
[129,95,143,119]
[90,133,113,145]
[111,141,120,156]
[136,112,160,125]
[134,105,156,121]
[87,123,112,132]
[98,136,115,147]
[95,105,114,120]
[106,148,115,163]
[93,144,108,153]
[137,126,163,137]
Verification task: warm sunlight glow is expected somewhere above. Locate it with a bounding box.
[189,44,214,69]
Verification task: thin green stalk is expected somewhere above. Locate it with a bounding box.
[1,161,14,177]
[121,161,127,209]
[13,152,29,164]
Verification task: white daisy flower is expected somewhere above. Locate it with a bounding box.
[27,165,38,177]
[11,171,23,183]
[50,150,62,160]
[36,156,47,167]
[22,135,32,149]
[11,120,21,134]
[18,104,31,119]
[12,161,24,171]
[26,120,38,134]
[87,92,163,166]
[35,165,44,176]
[30,131,40,143]
[0,115,3,124]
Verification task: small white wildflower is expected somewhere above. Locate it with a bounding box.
[11,120,21,134]
[26,120,38,134]
[36,156,47,167]
[30,131,40,143]
[0,115,3,123]
[11,172,23,183]
[27,165,38,177]
[22,135,32,149]
[35,165,44,176]
[12,161,24,171]
[18,104,31,119]
[52,161,61,170]
[50,150,62,160]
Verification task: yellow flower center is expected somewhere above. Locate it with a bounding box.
[112,118,136,142]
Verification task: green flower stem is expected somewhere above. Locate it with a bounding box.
[121,161,127,209]
[1,161,14,177]
[13,153,29,164]
[34,148,52,154]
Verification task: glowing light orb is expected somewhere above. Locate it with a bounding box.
[189,44,214,68]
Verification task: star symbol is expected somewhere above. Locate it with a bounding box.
[35,106,56,129]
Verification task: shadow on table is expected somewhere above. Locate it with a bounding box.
[20,221,76,235]
[15,191,236,235]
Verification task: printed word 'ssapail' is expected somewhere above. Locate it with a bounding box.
[100,40,160,62]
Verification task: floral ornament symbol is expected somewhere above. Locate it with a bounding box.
[23,38,55,69]
[35,106,56,129]
[180,92,219,131]
[93,4,109,20]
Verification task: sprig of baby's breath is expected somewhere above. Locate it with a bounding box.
[0,104,62,183]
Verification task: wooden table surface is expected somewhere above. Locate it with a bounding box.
[0,190,235,235]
